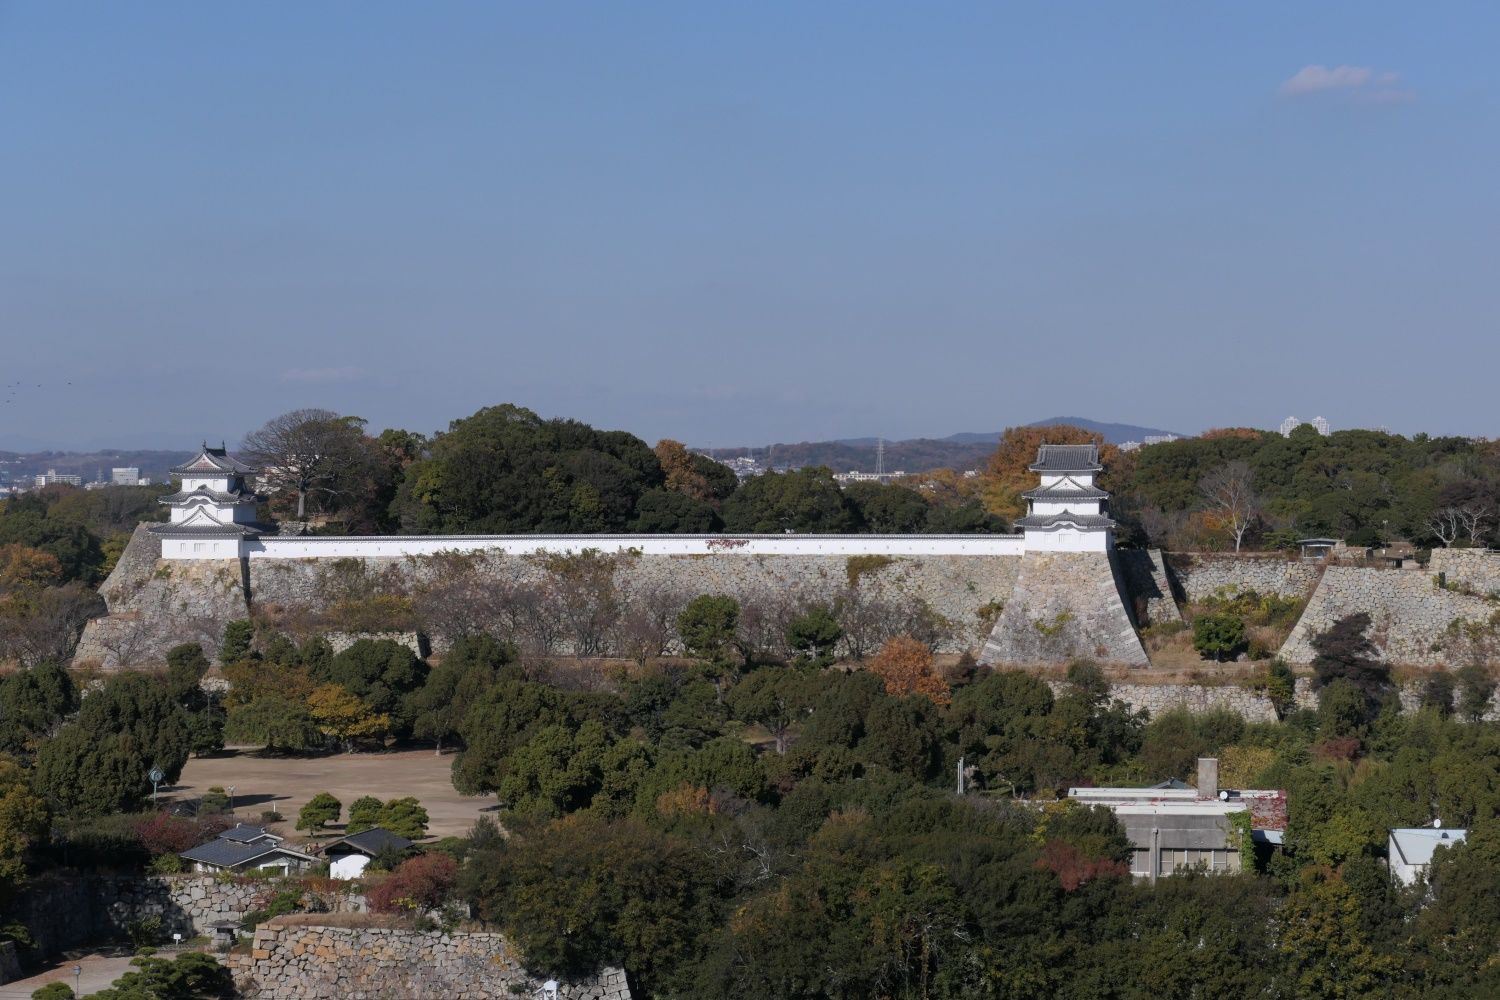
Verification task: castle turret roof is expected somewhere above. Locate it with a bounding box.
[170,445,257,477]
[158,485,263,506]
[1028,444,1102,473]
[1013,511,1116,530]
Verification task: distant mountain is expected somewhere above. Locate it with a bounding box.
[943,417,1185,447]
[0,448,193,484]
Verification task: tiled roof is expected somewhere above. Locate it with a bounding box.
[1028,444,1102,473]
[220,824,280,844]
[321,827,415,856]
[180,839,312,870]
[1021,485,1109,501]
[158,486,261,506]
[1014,512,1116,529]
[170,446,257,477]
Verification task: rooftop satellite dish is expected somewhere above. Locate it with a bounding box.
[1218,790,1229,801]
[1433,818,1443,829]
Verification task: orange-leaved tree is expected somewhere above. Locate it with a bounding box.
[868,635,950,706]
[979,424,1127,523]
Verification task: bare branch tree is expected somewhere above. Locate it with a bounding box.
[1199,461,1260,552]
[1428,507,1462,547]
[241,408,368,519]
[1458,503,1492,545]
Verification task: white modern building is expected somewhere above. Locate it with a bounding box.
[111,467,144,486]
[1388,826,1467,886]
[150,444,265,559]
[1013,444,1115,552]
[34,469,82,487]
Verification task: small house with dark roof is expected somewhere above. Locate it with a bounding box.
[151,444,265,560]
[1015,444,1115,552]
[180,825,314,875]
[319,827,416,880]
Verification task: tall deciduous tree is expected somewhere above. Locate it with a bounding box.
[242,408,370,519]
[867,635,950,705]
[1199,460,1261,552]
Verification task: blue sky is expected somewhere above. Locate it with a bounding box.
[2,3,1496,450]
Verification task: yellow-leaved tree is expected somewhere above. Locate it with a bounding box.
[307,684,390,753]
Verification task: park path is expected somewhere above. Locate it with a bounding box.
[0,953,134,998]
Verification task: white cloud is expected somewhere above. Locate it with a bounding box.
[279,366,368,383]
[1278,64,1411,101]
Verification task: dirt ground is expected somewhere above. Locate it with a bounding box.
[0,952,136,999]
[169,747,495,843]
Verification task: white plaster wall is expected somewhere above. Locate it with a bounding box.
[163,538,243,560]
[246,534,1027,560]
[1030,500,1104,517]
[1023,528,1110,552]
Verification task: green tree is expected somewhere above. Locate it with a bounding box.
[377,797,429,840]
[89,950,233,1000]
[318,639,425,736]
[0,660,77,759]
[720,467,856,533]
[726,668,818,754]
[1277,873,1396,998]
[1192,612,1246,661]
[676,595,740,663]
[405,634,516,754]
[346,796,383,834]
[1456,663,1496,723]
[463,813,717,991]
[218,620,255,664]
[296,792,342,834]
[223,694,321,753]
[786,605,841,667]
[0,753,47,902]
[1420,671,1455,717]
[1310,613,1391,716]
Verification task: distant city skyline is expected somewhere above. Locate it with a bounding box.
[3,4,1497,449]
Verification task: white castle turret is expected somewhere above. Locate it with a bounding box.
[1016,443,1115,552]
[150,444,264,559]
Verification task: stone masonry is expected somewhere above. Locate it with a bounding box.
[980,552,1148,666]
[233,918,631,1000]
[1164,552,1323,604]
[1278,565,1498,665]
[1429,548,1500,595]
[1116,549,1183,625]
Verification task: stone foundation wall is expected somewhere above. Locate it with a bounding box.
[1278,565,1498,665]
[1117,549,1183,625]
[233,919,631,1000]
[1165,553,1323,604]
[1429,549,1500,595]
[75,526,249,668]
[12,874,360,963]
[980,552,1148,666]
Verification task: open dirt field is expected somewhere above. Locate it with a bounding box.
[169,747,494,842]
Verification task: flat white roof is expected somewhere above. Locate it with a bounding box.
[1389,828,1467,867]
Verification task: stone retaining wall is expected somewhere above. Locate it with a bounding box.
[1117,549,1182,625]
[12,874,361,963]
[1278,565,1498,665]
[980,552,1148,666]
[1429,549,1500,595]
[1165,553,1323,604]
[233,920,631,1000]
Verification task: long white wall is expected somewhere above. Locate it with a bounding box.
[245,533,1026,560]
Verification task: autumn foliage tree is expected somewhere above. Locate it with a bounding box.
[307,684,390,752]
[367,852,459,913]
[868,635,950,705]
[981,425,1124,522]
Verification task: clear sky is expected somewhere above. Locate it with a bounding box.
[2,2,1496,450]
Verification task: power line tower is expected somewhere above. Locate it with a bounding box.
[876,438,885,478]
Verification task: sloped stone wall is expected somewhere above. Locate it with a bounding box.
[233,919,631,1000]
[1117,549,1182,625]
[979,552,1148,666]
[74,525,249,668]
[1165,553,1323,603]
[1278,565,1497,665]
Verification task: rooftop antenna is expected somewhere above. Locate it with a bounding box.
[876,437,885,477]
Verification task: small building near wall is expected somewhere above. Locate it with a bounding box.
[1014,445,1115,552]
[1068,758,1287,882]
[1389,826,1467,886]
[320,827,416,880]
[179,825,315,875]
[151,444,265,560]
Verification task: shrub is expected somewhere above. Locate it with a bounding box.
[31,983,76,999]
[367,853,459,913]
[346,796,383,834]
[1192,613,1246,661]
[198,787,230,816]
[297,792,341,833]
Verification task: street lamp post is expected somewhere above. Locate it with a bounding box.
[227,785,236,817]
[148,767,164,806]
[72,964,82,995]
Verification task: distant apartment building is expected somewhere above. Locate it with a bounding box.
[111,467,144,486]
[1280,416,1331,438]
[34,468,82,487]
[834,470,908,485]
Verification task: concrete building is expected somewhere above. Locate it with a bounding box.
[34,468,82,487]
[111,467,143,486]
[1013,444,1115,552]
[1069,758,1287,882]
[1389,826,1468,886]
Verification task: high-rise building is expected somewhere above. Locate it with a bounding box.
[111,467,143,486]
[1311,416,1330,436]
[34,469,82,487]
[1279,416,1302,437]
